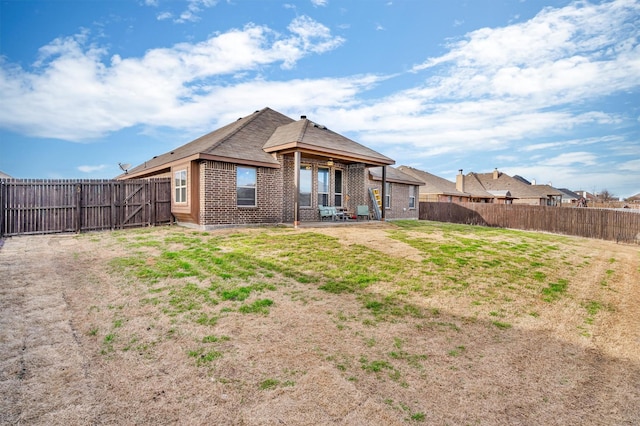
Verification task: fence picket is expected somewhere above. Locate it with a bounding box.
[419,202,640,244]
[0,178,172,237]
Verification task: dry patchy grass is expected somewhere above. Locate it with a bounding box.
[1,221,639,425]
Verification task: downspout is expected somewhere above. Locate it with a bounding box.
[294,151,301,228]
[381,166,386,221]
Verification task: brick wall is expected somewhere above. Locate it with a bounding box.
[365,175,419,220]
[199,160,284,227]
[383,182,419,219]
[282,155,356,222]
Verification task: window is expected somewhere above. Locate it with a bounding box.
[384,182,391,208]
[174,169,187,203]
[300,166,312,207]
[409,185,416,209]
[237,166,256,206]
[334,170,343,207]
[318,168,329,207]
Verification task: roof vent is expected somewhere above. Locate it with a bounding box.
[313,123,327,129]
[300,115,307,119]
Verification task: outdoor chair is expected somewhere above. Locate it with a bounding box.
[356,205,370,221]
[319,206,338,221]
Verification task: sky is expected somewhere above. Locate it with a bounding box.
[1,0,639,199]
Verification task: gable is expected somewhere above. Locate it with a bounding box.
[264,119,394,166]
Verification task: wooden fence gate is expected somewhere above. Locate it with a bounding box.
[0,178,172,237]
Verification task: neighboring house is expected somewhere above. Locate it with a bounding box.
[0,170,12,179]
[573,190,597,203]
[626,193,640,203]
[118,107,421,228]
[397,166,472,203]
[461,169,558,206]
[557,188,581,204]
[531,184,563,206]
[453,169,497,203]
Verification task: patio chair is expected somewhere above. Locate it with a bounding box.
[356,205,370,221]
[319,206,338,221]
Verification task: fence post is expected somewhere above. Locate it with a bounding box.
[0,180,5,238]
[150,180,156,226]
[110,182,115,230]
[74,183,81,233]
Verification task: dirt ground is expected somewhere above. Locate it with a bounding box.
[1,223,639,425]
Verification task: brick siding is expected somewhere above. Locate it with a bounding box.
[199,160,284,226]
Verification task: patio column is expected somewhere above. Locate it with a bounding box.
[381,165,386,220]
[294,151,301,228]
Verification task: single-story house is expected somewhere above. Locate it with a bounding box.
[0,170,12,179]
[626,193,640,203]
[397,166,470,202]
[461,169,559,206]
[118,107,423,228]
[557,188,581,204]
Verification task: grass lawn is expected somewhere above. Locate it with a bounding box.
[2,220,639,425]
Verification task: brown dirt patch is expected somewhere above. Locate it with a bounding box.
[1,224,639,425]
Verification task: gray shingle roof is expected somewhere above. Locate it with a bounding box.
[126,108,291,176]
[264,119,394,166]
[369,166,424,185]
[397,166,469,196]
[124,107,394,178]
[468,171,544,199]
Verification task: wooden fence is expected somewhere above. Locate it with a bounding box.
[0,179,172,237]
[419,202,640,244]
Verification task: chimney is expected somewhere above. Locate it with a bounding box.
[531,179,536,185]
[456,169,464,192]
[493,168,499,179]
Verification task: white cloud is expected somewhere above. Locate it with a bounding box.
[323,0,640,158]
[0,16,345,140]
[311,0,328,6]
[544,152,597,167]
[78,164,108,173]
[0,0,638,183]
[619,158,640,172]
[174,0,219,23]
[157,12,172,21]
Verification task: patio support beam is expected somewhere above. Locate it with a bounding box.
[381,165,386,220]
[294,151,301,228]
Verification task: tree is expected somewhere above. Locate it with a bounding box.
[598,189,616,202]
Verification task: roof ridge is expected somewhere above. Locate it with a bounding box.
[209,108,269,150]
[296,118,310,143]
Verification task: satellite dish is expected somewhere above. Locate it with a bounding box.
[118,162,131,173]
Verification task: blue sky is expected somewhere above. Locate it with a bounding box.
[1,0,638,198]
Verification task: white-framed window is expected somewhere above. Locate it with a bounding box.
[409,185,416,209]
[174,169,187,203]
[385,182,391,208]
[300,165,312,207]
[237,166,257,206]
[334,169,343,207]
[318,167,330,207]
